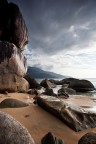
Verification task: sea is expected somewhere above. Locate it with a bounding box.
[36,78,96,98]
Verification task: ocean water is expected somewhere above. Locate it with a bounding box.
[36,78,96,97]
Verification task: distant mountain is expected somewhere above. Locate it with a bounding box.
[27,66,66,79]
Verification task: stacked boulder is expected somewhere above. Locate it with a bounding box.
[0,0,29,92]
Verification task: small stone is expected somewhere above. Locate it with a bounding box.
[41,132,64,144]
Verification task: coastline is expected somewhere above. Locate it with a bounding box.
[0,93,96,144]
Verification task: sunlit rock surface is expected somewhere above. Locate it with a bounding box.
[0,74,29,92]
[0,41,27,76]
[37,95,96,132]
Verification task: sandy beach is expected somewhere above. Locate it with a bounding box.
[0,93,96,144]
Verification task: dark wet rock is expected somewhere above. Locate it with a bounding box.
[78,132,96,144]
[49,79,63,85]
[24,74,40,89]
[0,0,28,50]
[4,91,8,95]
[37,95,96,132]
[0,111,34,144]
[41,132,64,144]
[0,74,29,92]
[40,79,56,88]
[58,87,76,96]
[27,89,39,95]
[42,88,57,97]
[58,93,69,99]
[60,78,95,92]
[0,98,28,108]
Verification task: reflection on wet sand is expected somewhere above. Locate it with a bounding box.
[63,95,96,113]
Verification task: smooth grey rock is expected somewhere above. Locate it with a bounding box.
[0,111,35,144]
[0,98,28,108]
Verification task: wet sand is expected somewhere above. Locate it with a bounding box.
[0,93,96,144]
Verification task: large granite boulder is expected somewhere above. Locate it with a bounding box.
[40,79,56,88]
[60,78,95,92]
[0,0,28,51]
[78,132,96,144]
[0,41,27,76]
[0,111,35,144]
[37,95,96,132]
[41,132,64,144]
[0,0,29,92]
[0,74,29,92]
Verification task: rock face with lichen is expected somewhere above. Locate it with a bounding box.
[0,0,29,92]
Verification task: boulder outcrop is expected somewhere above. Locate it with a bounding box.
[0,0,29,92]
[37,95,96,132]
[0,0,28,51]
[0,111,35,144]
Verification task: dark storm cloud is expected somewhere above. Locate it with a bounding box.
[8,0,96,55]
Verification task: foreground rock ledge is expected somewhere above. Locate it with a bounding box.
[37,95,96,132]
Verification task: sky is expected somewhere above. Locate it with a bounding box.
[8,0,96,78]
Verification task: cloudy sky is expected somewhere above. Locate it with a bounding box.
[9,0,96,78]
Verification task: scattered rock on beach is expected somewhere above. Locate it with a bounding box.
[27,89,39,95]
[0,98,29,108]
[58,87,76,96]
[61,78,95,92]
[42,88,57,97]
[78,132,96,144]
[41,132,64,144]
[40,79,56,88]
[0,111,35,144]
